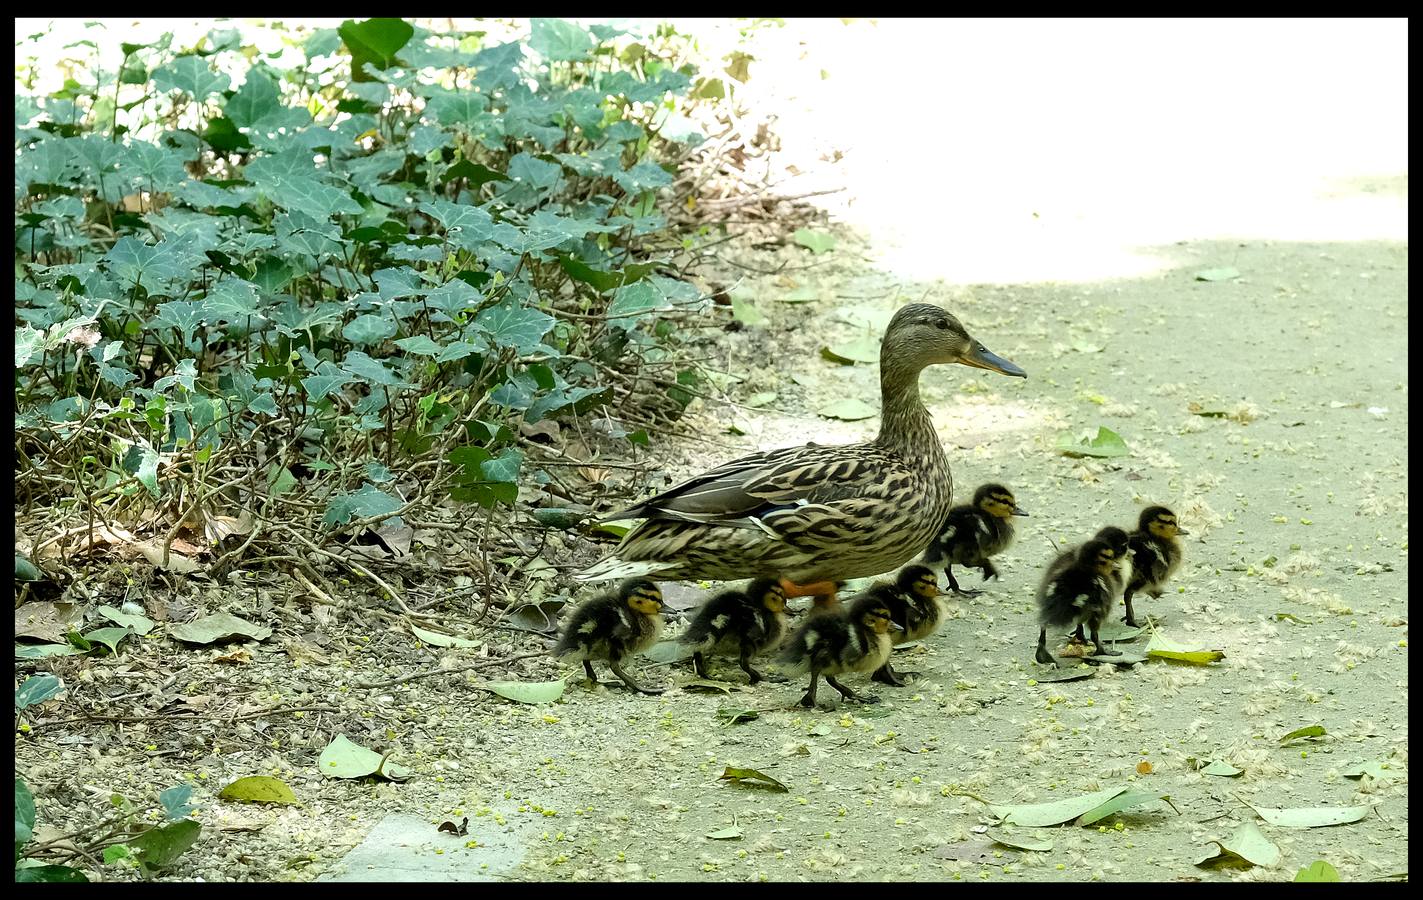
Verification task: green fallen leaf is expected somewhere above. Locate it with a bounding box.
[411,624,481,649]
[14,865,89,882]
[218,776,299,805]
[1145,632,1225,665]
[1295,860,1342,882]
[483,679,566,705]
[1085,650,1149,666]
[719,766,788,792]
[731,294,768,327]
[642,640,695,663]
[318,734,411,781]
[706,825,744,840]
[793,229,835,254]
[1273,612,1312,624]
[168,612,272,645]
[13,642,86,659]
[776,286,819,303]
[1075,791,1171,826]
[820,336,879,365]
[1195,821,1280,868]
[989,786,1128,827]
[1339,760,1402,781]
[1278,724,1326,744]
[717,707,760,725]
[743,391,778,408]
[1199,760,1244,777]
[1030,668,1094,684]
[818,398,877,421]
[1195,266,1241,282]
[128,819,201,871]
[82,626,132,655]
[15,673,64,709]
[95,604,155,635]
[986,828,1053,852]
[15,556,42,582]
[1245,801,1371,828]
[1095,622,1145,642]
[1054,425,1130,459]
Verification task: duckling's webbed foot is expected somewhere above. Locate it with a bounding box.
[799,673,821,708]
[582,660,603,686]
[980,560,1000,582]
[946,566,982,597]
[871,663,907,686]
[1035,628,1056,665]
[1090,624,1121,658]
[610,661,664,695]
[826,675,879,704]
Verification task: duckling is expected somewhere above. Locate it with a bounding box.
[1034,539,1123,663]
[921,483,1027,596]
[780,591,901,708]
[1122,506,1188,627]
[868,565,947,686]
[1042,526,1131,643]
[553,578,665,694]
[679,578,790,684]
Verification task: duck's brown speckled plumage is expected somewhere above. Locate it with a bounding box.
[578,304,1025,584]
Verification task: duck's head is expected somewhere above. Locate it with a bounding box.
[619,578,664,615]
[1079,539,1118,577]
[860,601,898,635]
[1139,506,1188,539]
[748,577,787,614]
[974,483,1028,519]
[882,304,1026,379]
[1093,525,1130,558]
[895,564,941,601]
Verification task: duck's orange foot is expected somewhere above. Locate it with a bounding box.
[780,578,841,616]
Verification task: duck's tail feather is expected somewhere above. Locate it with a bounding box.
[575,556,668,583]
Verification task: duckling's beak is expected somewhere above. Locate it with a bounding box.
[1175,526,1190,536]
[960,340,1026,378]
[1012,504,1029,516]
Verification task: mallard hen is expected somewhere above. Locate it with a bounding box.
[578,304,1026,605]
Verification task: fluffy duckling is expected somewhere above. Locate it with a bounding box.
[553,579,665,694]
[921,483,1027,595]
[1122,506,1188,626]
[1043,526,1131,643]
[679,578,790,684]
[779,591,901,707]
[868,565,946,686]
[1034,539,1123,663]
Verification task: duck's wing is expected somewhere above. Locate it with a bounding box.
[600,443,885,530]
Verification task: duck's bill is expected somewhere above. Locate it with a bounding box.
[960,341,1026,377]
[1012,505,1030,516]
[1175,526,1190,535]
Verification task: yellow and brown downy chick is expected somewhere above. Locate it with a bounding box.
[678,578,789,684]
[553,578,665,694]
[921,483,1028,595]
[1123,506,1188,627]
[1035,539,1123,664]
[867,565,946,686]
[1043,526,1131,644]
[779,591,902,708]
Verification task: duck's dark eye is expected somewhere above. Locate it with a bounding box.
[935,319,950,330]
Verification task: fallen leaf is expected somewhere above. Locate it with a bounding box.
[989,786,1128,827]
[1295,861,1342,882]
[1278,724,1326,744]
[1145,632,1224,665]
[719,767,788,792]
[1075,790,1172,826]
[483,679,566,705]
[820,336,879,365]
[411,625,481,649]
[1339,760,1402,781]
[1245,801,1371,828]
[793,229,835,254]
[169,613,271,645]
[1198,760,1243,777]
[317,735,411,781]
[706,825,744,840]
[985,828,1053,852]
[1195,821,1280,868]
[217,776,299,806]
[1055,425,1130,459]
[1195,266,1241,282]
[818,398,877,421]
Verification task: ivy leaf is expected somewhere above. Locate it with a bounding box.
[16,326,43,368]
[323,484,403,525]
[480,447,523,483]
[342,314,397,346]
[152,56,231,98]
[15,674,64,710]
[476,299,554,355]
[226,71,282,129]
[200,279,264,324]
[339,18,415,80]
[341,350,413,388]
[423,198,494,250]
[530,18,595,62]
[424,278,482,316]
